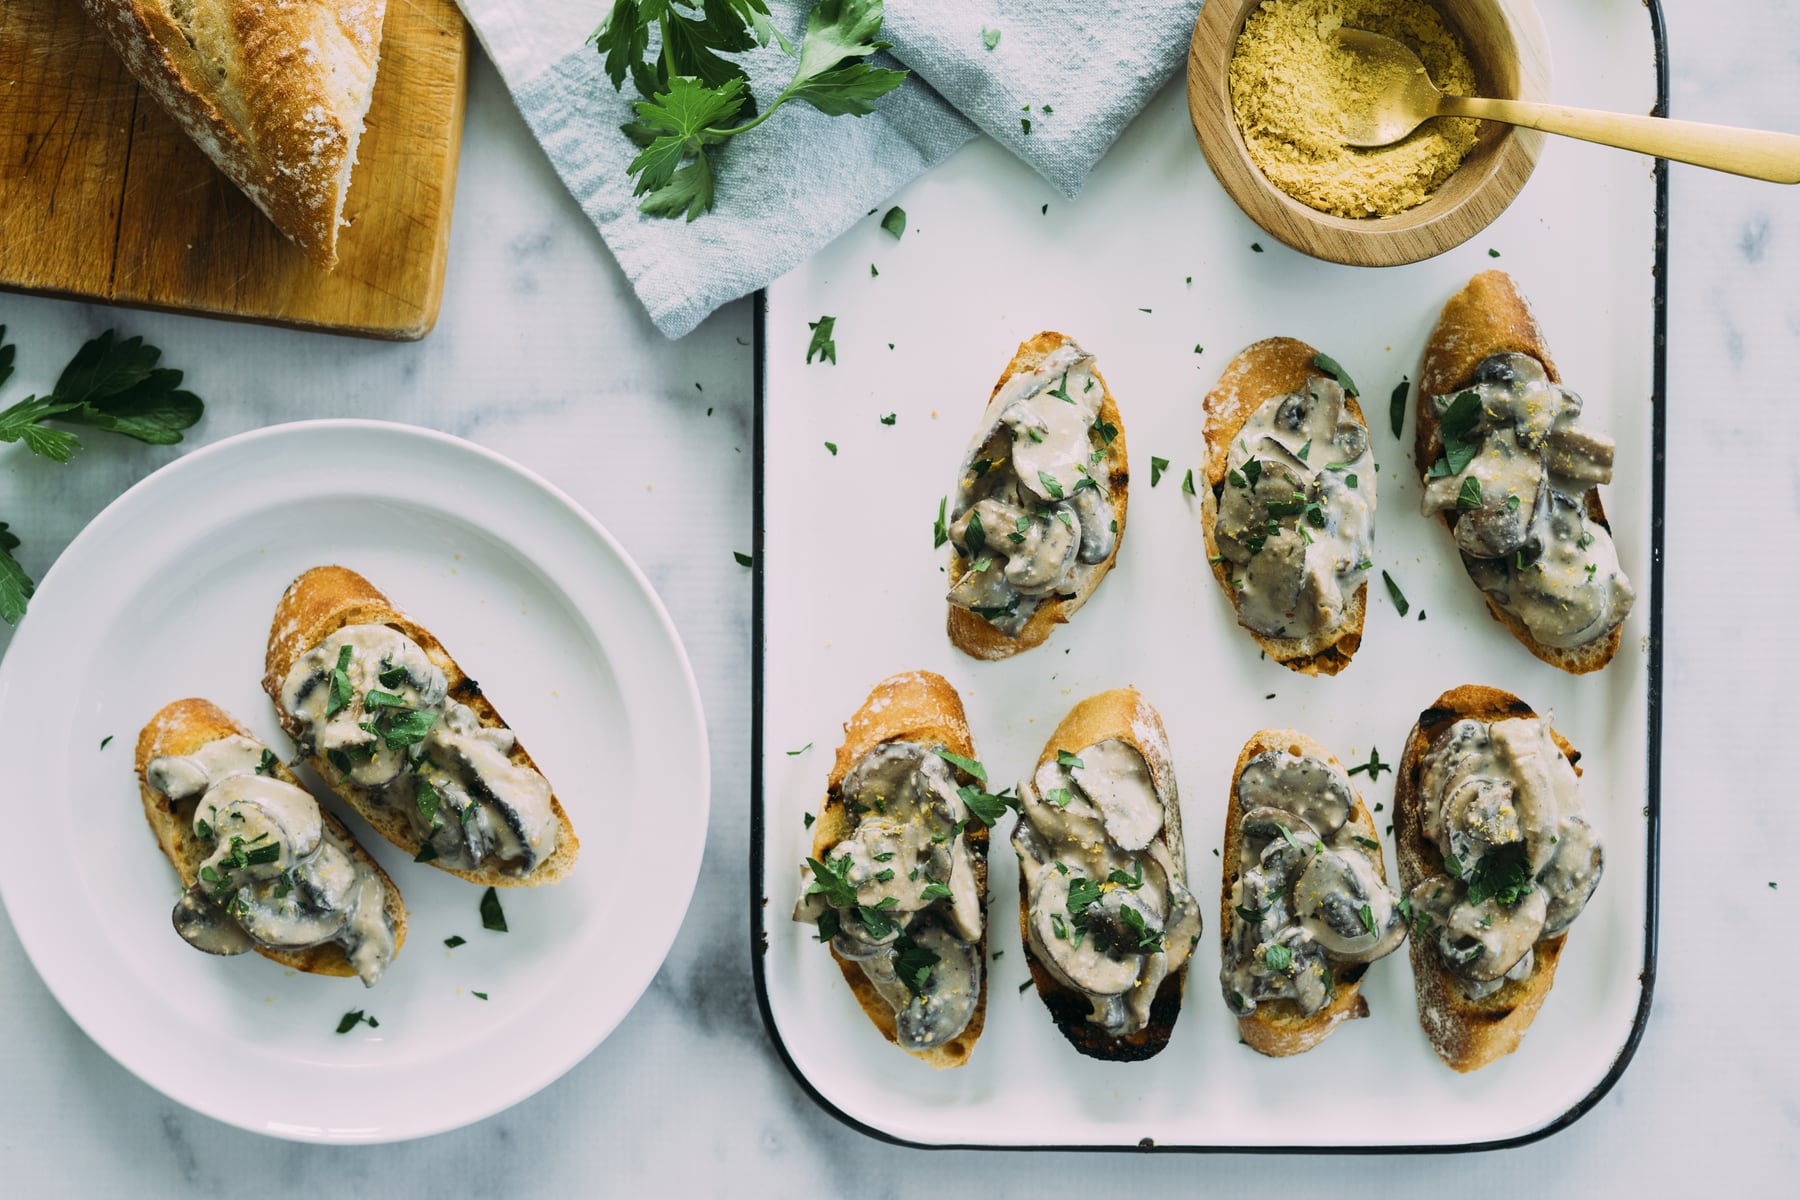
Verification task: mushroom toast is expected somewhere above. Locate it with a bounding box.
[1416,272,1634,673]
[944,332,1128,660]
[1013,689,1201,1061]
[1220,729,1405,1057]
[1202,339,1375,676]
[793,672,989,1067]
[263,566,579,887]
[137,699,404,986]
[1395,685,1605,1072]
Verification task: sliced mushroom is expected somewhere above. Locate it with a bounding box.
[1539,815,1604,936]
[1029,872,1137,996]
[1437,887,1548,982]
[1454,449,1549,560]
[420,705,556,873]
[1292,848,1406,962]
[888,923,982,1050]
[1068,482,1116,563]
[1004,372,1104,502]
[1004,507,1080,595]
[171,884,256,956]
[146,735,265,802]
[1237,752,1352,836]
[279,625,448,788]
[1544,422,1615,485]
[1069,740,1162,851]
[1440,774,1524,872]
[198,775,324,869]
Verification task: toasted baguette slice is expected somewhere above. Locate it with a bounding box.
[1018,688,1191,1061]
[261,565,579,888]
[947,331,1129,660]
[1220,728,1393,1056]
[1417,271,1623,674]
[1201,338,1368,676]
[810,671,988,1068]
[136,697,407,978]
[1394,684,1578,1072]
[80,0,387,269]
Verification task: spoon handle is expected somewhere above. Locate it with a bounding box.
[1438,96,1800,184]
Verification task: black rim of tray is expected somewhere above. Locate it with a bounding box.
[747,0,1667,1153]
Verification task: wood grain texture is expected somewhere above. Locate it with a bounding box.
[1187,0,1551,267]
[0,0,468,340]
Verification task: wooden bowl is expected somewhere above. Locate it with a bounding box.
[1188,0,1551,267]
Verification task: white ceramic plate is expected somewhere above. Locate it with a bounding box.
[0,420,708,1143]
[755,0,1658,1151]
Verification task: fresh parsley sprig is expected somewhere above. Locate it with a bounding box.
[0,327,205,624]
[592,1,908,220]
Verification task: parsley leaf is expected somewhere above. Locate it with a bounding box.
[1263,944,1293,972]
[0,523,33,626]
[1150,456,1169,486]
[1381,570,1409,617]
[1429,391,1483,477]
[1457,475,1483,511]
[336,1010,376,1034]
[880,206,906,239]
[479,887,509,933]
[806,316,837,365]
[893,934,940,996]
[805,854,859,908]
[930,747,986,783]
[1390,377,1408,439]
[982,27,1001,50]
[1312,351,1358,397]
[932,496,949,549]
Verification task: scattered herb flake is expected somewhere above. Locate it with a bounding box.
[982,27,1001,50]
[100,735,113,750]
[1390,378,1408,438]
[1312,352,1359,397]
[1488,248,1501,258]
[733,551,753,568]
[824,441,838,456]
[444,935,466,948]
[479,887,508,933]
[1382,570,1409,617]
[806,316,837,365]
[1347,746,1389,781]
[336,1010,375,1034]
[1251,242,1265,252]
[1181,468,1196,495]
[1150,456,1170,486]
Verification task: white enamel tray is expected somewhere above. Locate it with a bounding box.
[0,421,709,1143]
[753,1,1662,1151]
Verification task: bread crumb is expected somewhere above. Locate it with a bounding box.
[1230,0,1479,217]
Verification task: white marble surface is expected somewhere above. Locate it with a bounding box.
[0,0,1795,1191]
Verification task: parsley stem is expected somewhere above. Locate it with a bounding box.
[707,97,787,139]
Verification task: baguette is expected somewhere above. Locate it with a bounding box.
[262,565,579,888]
[1013,689,1199,1061]
[136,697,406,980]
[945,332,1128,660]
[1218,728,1406,1056]
[796,671,988,1068]
[79,0,388,269]
[1416,272,1632,673]
[1394,685,1592,1072]
[1201,338,1373,676]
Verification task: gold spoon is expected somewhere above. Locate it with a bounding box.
[1334,28,1800,183]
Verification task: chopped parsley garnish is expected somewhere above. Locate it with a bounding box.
[1506,494,1521,511]
[99,735,113,751]
[1019,980,1033,993]
[1056,749,1083,769]
[1048,373,1074,404]
[1119,904,1163,952]
[734,551,753,567]
[893,934,940,996]
[964,510,987,560]
[256,749,278,776]
[1488,247,1501,258]
[919,882,953,902]
[1312,352,1358,397]
[1428,391,1483,477]
[879,205,907,239]
[823,441,838,456]
[806,317,837,365]
[1359,903,1379,937]
[879,412,896,426]
[1037,469,1065,499]
[933,496,949,549]
[959,784,1017,827]
[1352,835,1380,850]
[336,1010,377,1034]
[1051,913,1068,939]
[1463,843,1535,907]
[472,992,489,1001]
[982,27,1001,50]
[1381,570,1409,617]
[931,747,986,783]
[1263,944,1293,972]
[1251,242,1265,252]
[788,742,813,756]
[1390,378,1408,439]
[1297,439,1312,461]
[1347,745,1389,780]
[1045,787,1072,808]
[1150,456,1169,486]
[1456,476,1483,510]
[479,887,508,933]
[195,818,214,840]
[325,644,355,716]
[1578,530,1595,550]
[1276,823,1303,853]
[1235,904,1265,924]
[380,709,438,750]
[805,855,858,907]
[444,935,466,948]
[857,898,899,938]
[1181,468,1196,496]
[802,812,814,828]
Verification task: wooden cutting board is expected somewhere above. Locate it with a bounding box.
[0,0,468,340]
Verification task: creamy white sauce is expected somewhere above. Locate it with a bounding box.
[1012,739,1201,1038]
[279,624,558,876]
[1221,751,1405,1018]
[1409,715,1603,998]
[1420,353,1634,649]
[946,339,1117,637]
[148,736,396,986]
[793,742,984,1051]
[1214,374,1374,640]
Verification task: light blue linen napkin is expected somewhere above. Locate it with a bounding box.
[455,2,1203,337]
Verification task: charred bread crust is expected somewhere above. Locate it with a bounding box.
[811,671,989,1069]
[1394,684,1578,1072]
[135,697,407,978]
[80,0,386,269]
[948,331,1129,660]
[261,565,579,888]
[1018,688,1189,1062]
[1415,271,1623,674]
[1221,728,1390,1057]
[1200,337,1368,676]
